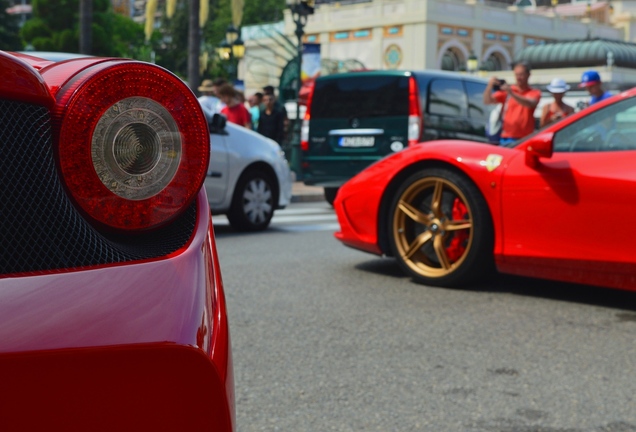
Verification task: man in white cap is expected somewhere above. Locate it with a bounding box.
[540,78,574,128]
[579,70,612,105]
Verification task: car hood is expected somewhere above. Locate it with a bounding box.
[354,140,521,182]
[224,121,281,152]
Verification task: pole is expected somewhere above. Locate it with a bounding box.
[290,7,306,180]
[188,0,201,94]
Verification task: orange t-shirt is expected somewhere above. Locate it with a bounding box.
[493,86,541,139]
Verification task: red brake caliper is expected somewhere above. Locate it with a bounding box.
[445,198,468,262]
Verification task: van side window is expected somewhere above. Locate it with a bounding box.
[464,81,488,121]
[428,79,467,116]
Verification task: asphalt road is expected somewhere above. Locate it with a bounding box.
[214,203,636,432]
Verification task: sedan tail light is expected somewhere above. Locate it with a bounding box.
[52,61,209,231]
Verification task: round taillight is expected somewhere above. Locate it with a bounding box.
[54,61,209,231]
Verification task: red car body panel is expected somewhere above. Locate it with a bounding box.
[0,51,234,430]
[335,89,636,291]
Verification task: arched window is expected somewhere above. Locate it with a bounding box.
[481,53,505,71]
[441,48,463,71]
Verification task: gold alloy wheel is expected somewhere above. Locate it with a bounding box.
[392,176,473,279]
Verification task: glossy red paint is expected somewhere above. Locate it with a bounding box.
[0,191,235,430]
[335,140,513,255]
[0,51,54,107]
[0,344,233,431]
[1,51,234,430]
[334,89,636,291]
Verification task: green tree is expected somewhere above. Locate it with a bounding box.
[201,0,285,79]
[144,0,287,82]
[0,0,23,50]
[21,0,145,57]
[152,1,190,78]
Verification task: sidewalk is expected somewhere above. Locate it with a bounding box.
[291,181,324,203]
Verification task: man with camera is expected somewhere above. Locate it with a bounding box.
[483,61,541,145]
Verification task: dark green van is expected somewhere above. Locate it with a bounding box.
[300,70,490,204]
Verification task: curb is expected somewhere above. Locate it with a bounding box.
[291,193,325,203]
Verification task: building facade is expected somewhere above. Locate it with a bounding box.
[241,0,635,97]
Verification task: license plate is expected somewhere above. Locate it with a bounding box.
[338,136,375,147]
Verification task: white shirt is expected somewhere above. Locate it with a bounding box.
[198,95,222,119]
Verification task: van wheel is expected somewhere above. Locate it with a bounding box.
[324,187,339,206]
[227,169,275,231]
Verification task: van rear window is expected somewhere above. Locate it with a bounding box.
[311,75,409,119]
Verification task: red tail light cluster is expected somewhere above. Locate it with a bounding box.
[300,84,314,151]
[408,75,422,146]
[52,61,209,231]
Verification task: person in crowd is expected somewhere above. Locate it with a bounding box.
[197,79,222,119]
[211,78,228,111]
[579,70,612,105]
[236,90,246,105]
[263,85,289,141]
[483,61,541,145]
[257,93,286,145]
[540,78,574,128]
[248,92,263,130]
[217,84,251,129]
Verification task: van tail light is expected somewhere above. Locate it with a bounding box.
[53,61,209,232]
[408,75,422,146]
[300,83,315,151]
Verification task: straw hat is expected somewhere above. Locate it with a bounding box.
[198,79,215,92]
[546,78,570,94]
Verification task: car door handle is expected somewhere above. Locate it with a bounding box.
[208,172,222,178]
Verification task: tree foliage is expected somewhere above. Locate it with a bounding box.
[21,0,145,57]
[0,0,22,50]
[153,1,190,78]
[201,0,286,79]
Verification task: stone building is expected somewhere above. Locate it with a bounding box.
[240,0,636,98]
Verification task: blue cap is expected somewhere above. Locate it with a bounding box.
[579,70,601,88]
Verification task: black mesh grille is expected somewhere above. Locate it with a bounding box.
[0,99,196,276]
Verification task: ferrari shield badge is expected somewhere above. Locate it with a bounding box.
[485,154,503,172]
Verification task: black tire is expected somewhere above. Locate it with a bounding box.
[324,187,339,206]
[227,169,276,231]
[387,168,494,287]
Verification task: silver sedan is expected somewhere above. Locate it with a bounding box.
[205,115,293,231]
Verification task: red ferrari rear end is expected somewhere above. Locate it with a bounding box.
[0,51,234,431]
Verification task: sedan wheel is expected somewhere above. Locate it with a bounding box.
[388,168,493,287]
[227,170,275,231]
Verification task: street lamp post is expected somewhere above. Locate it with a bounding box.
[287,0,314,179]
[216,25,245,83]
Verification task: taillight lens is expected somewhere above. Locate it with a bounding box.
[408,115,420,144]
[54,61,209,231]
[408,75,422,146]
[301,84,314,151]
[300,119,309,151]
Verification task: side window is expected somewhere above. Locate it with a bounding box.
[464,81,488,121]
[428,79,467,117]
[553,98,636,152]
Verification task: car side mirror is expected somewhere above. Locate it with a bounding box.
[524,131,554,167]
[209,113,227,133]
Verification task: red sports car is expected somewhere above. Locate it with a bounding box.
[0,51,234,430]
[335,88,636,291]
